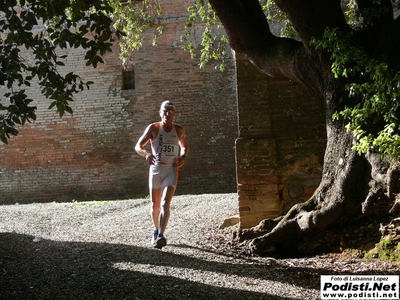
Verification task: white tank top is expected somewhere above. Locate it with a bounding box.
[151,124,180,165]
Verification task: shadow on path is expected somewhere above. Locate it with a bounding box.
[0,233,314,300]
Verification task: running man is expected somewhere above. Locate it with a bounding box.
[135,100,188,249]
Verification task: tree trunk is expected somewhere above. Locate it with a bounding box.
[208,0,400,255]
[249,114,394,254]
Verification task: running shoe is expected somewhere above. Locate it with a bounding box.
[151,229,158,245]
[155,234,167,249]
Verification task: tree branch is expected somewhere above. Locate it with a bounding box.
[276,0,351,43]
[209,0,309,81]
[209,0,337,95]
[209,0,274,54]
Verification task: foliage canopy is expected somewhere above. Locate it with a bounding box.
[0,0,121,143]
[313,28,400,160]
[204,0,400,161]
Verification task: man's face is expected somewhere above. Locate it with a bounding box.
[160,108,175,123]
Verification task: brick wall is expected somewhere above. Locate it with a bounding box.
[0,3,238,204]
[235,54,326,228]
[0,1,326,230]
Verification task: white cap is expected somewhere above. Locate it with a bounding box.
[160,100,176,111]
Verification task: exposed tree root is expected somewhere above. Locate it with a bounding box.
[246,148,400,257]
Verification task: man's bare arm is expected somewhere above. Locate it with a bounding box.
[175,126,188,168]
[135,124,154,158]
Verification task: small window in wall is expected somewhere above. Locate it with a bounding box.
[122,68,135,90]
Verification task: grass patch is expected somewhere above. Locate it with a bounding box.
[365,237,400,262]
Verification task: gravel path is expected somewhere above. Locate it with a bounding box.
[0,193,399,299]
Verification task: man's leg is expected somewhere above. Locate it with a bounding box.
[154,186,175,248]
[158,185,176,235]
[155,166,178,248]
[150,188,162,244]
[150,188,162,230]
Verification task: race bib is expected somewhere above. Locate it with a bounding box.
[161,143,178,157]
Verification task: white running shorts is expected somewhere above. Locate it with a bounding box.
[149,165,178,189]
